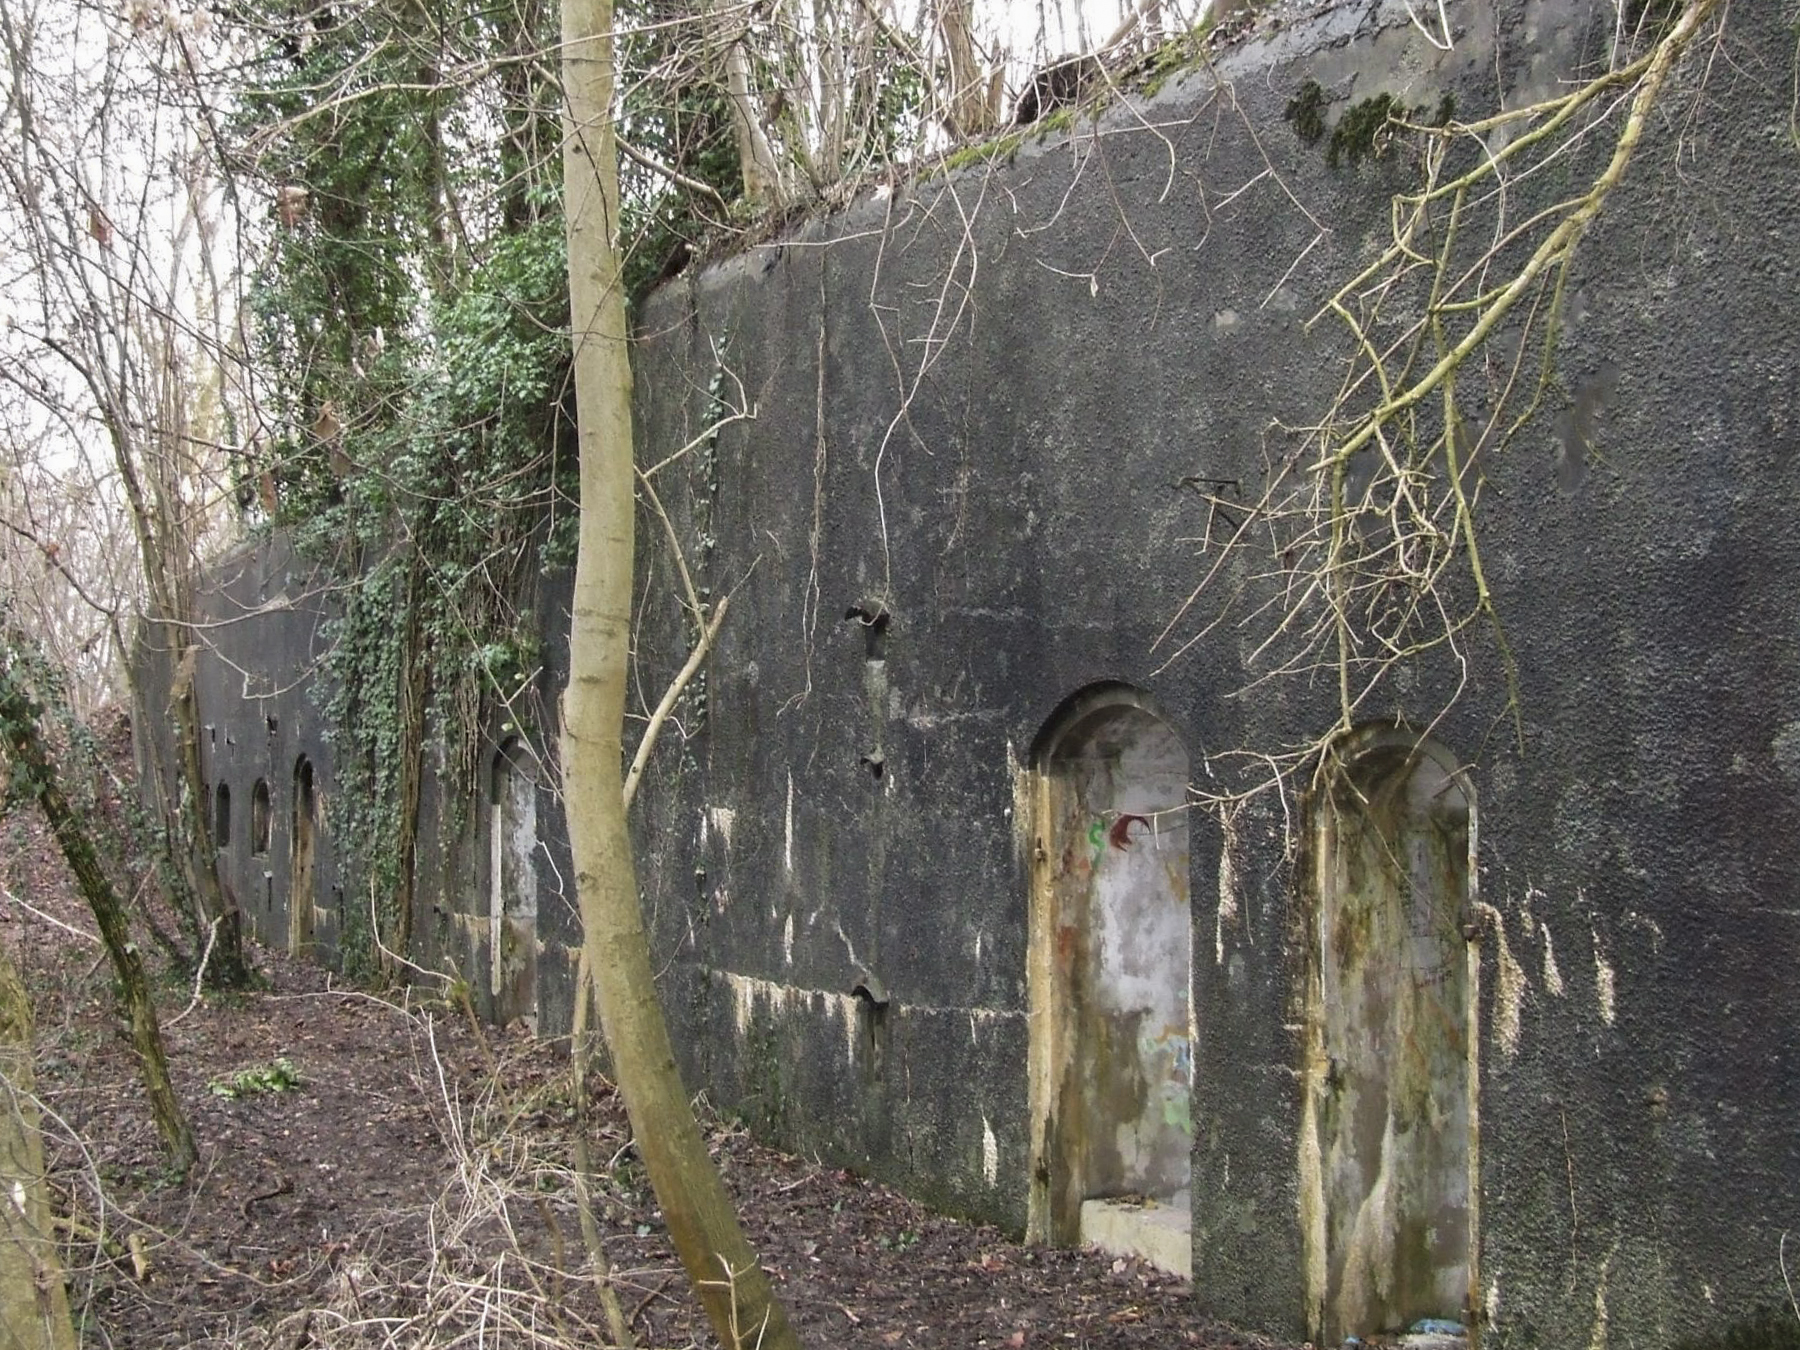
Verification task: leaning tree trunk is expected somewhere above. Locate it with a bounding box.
[167,643,249,988]
[0,665,197,1174]
[557,4,801,1346]
[0,937,76,1350]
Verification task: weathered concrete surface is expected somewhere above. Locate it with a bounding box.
[1302,731,1475,1344]
[618,2,1800,1341]
[1081,1196,1193,1280]
[1027,688,1193,1247]
[157,0,1800,1344]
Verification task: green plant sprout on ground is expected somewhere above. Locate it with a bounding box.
[207,1057,303,1099]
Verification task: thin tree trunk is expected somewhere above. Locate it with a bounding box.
[558,2,801,1344]
[718,8,783,207]
[0,937,76,1350]
[938,0,992,138]
[168,642,249,988]
[0,665,197,1174]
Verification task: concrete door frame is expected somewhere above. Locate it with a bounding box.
[1299,723,1483,1346]
[1025,683,1193,1250]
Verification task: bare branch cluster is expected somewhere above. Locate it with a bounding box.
[1158,0,1729,809]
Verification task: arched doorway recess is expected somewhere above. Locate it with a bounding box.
[1302,726,1480,1345]
[290,757,317,954]
[1027,684,1193,1275]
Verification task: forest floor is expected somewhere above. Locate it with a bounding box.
[2,800,1303,1350]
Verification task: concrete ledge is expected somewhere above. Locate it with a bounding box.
[1079,1198,1191,1281]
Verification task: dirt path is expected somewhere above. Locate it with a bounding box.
[2,809,1299,1350]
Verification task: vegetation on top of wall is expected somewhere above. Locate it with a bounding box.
[228,0,756,980]
[271,209,573,980]
[229,0,575,976]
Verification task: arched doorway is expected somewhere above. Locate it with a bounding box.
[290,757,317,955]
[1302,726,1479,1345]
[1027,685,1192,1272]
[250,780,272,857]
[489,738,538,1027]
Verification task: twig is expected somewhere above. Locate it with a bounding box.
[0,885,99,944]
[166,913,221,1028]
[1782,1232,1798,1325]
[619,137,730,206]
[621,595,730,810]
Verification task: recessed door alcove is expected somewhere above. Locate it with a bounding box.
[488,738,539,1028]
[213,783,232,850]
[1027,684,1193,1277]
[1301,726,1479,1346]
[250,779,272,857]
[289,757,317,955]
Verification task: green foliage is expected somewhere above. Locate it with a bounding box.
[208,1057,303,1099]
[940,130,1029,174]
[1327,94,1409,169]
[261,206,575,981]
[0,620,180,950]
[0,621,86,811]
[617,10,746,303]
[1140,26,1215,101]
[226,0,924,980]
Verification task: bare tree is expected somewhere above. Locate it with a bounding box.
[0,0,253,983]
[0,624,196,1171]
[559,0,802,1341]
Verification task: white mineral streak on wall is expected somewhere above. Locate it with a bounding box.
[708,805,737,850]
[727,971,807,1035]
[1484,903,1527,1058]
[1588,1250,1612,1350]
[1216,849,1245,964]
[967,1006,1008,1044]
[1541,921,1565,995]
[717,969,1015,1064]
[1522,884,1544,934]
[730,972,755,1036]
[1216,807,1240,966]
[1297,1087,1328,1332]
[783,913,794,966]
[721,970,860,1063]
[982,1115,999,1187]
[1593,932,1616,1026]
[837,992,858,1063]
[784,772,794,875]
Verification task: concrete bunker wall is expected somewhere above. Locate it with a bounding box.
[620,1,1800,1340]
[156,0,1800,1344]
